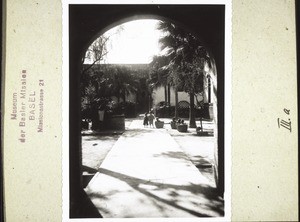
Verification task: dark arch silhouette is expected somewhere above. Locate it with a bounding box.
[69,4,225,218]
[81,15,215,63]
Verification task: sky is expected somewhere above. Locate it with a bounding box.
[86,19,164,64]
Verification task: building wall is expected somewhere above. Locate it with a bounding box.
[111,94,137,103]
[151,86,204,107]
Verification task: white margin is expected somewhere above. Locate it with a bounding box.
[62,1,232,221]
[224,0,232,221]
[62,0,70,221]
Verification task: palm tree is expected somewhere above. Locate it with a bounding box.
[148,55,169,105]
[156,21,210,127]
[156,21,185,119]
[104,65,138,103]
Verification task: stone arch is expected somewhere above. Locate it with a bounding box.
[80,14,216,65]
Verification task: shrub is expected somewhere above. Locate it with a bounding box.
[110,101,137,118]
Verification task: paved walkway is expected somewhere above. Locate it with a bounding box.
[84,120,224,218]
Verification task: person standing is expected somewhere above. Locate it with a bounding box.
[148,112,155,128]
[143,112,149,127]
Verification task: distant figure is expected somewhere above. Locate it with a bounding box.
[170,117,177,129]
[171,117,176,123]
[143,112,149,127]
[148,112,155,128]
[150,108,154,114]
[177,118,185,125]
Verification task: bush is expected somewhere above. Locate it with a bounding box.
[123,101,137,118]
[111,101,137,118]
[155,106,175,118]
[178,107,189,118]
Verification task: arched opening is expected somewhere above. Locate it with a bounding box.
[68,5,225,218]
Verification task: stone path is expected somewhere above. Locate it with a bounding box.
[84,120,224,218]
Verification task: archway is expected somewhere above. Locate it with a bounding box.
[69,5,225,218]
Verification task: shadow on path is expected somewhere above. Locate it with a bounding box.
[89,168,224,217]
[153,151,191,162]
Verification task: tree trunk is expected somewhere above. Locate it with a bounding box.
[167,84,171,104]
[164,85,167,104]
[189,92,196,128]
[167,84,171,117]
[175,87,179,119]
[208,75,211,103]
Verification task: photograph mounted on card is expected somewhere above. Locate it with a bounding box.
[62,0,232,220]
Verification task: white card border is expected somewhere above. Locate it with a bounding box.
[62,1,232,221]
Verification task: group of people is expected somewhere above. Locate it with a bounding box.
[143,111,155,127]
[171,118,186,125]
[144,113,187,129]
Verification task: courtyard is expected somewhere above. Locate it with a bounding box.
[81,117,223,217]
